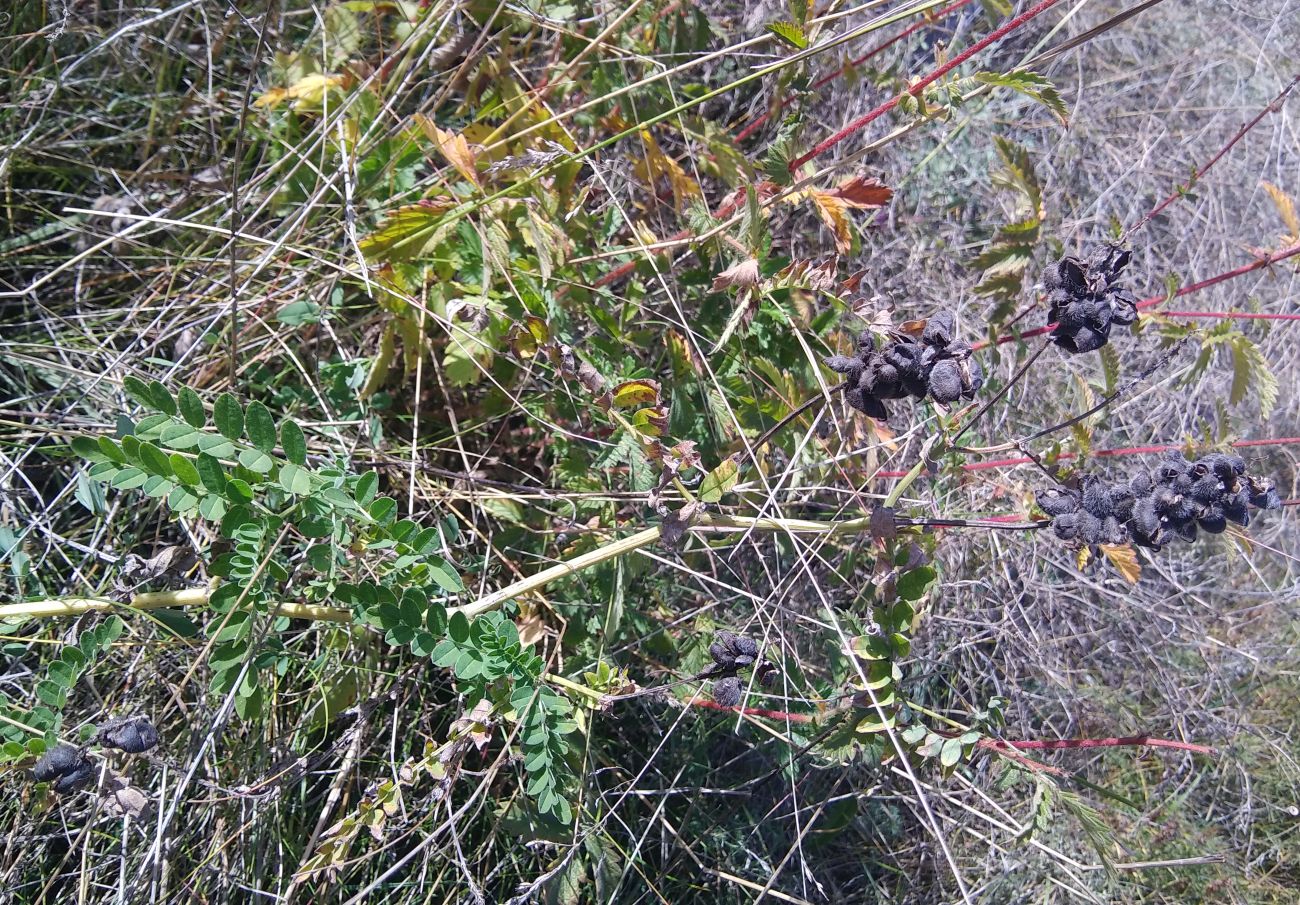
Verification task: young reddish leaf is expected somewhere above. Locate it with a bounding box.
[830,175,893,208]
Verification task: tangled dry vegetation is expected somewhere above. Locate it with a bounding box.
[1,1,1298,902]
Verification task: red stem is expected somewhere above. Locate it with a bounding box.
[981,735,1215,755]
[1153,310,1300,321]
[976,239,1300,350]
[1127,74,1300,236]
[735,0,977,144]
[787,0,1063,172]
[872,435,1300,478]
[690,701,1214,755]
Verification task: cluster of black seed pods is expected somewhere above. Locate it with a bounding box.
[1044,243,1140,353]
[31,715,160,795]
[825,312,983,419]
[707,631,776,707]
[1037,452,1282,550]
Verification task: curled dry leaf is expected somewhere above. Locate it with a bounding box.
[661,500,704,548]
[100,770,150,818]
[711,258,761,292]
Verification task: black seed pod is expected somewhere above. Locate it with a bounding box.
[98,716,160,755]
[1037,488,1080,517]
[1109,486,1136,521]
[922,312,954,348]
[1190,474,1223,506]
[33,745,94,794]
[1081,478,1113,518]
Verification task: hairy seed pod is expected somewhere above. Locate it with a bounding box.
[712,676,742,708]
[1081,478,1113,518]
[927,359,963,404]
[1078,511,1103,545]
[1109,486,1136,522]
[862,395,889,420]
[1052,512,1080,540]
[1170,519,1198,543]
[1036,488,1080,517]
[1189,474,1223,506]
[1197,505,1227,534]
[1102,515,1127,544]
[922,312,954,348]
[1247,476,1282,510]
[824,354,862,378]
[1130,471,1153,495]
[1132,498,1162,543]
[1223,491,1251,526]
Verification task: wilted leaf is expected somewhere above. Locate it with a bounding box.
[661,500,703,547]
[416,115,479,186]
[1261,181,1299,240]
[712,258,761,292]
[357,199,456,261]
[254,74,344,110]
[809,190,853,253]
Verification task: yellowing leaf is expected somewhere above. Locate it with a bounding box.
[1100,544,1140,584]
[416,115,480,187]
[357,199,456,261]
[1076,546,1093,570]
[809,190,853,253]
[698,457,739,503]
[1262,181,1300,241]
[254,74,344,110]
[611,379,660,408]
[632,130,701,212]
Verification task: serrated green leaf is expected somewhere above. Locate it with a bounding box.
[975,70,1068,124]
[767,20,808,49]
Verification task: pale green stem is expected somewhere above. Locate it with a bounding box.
[2,514,872,625]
